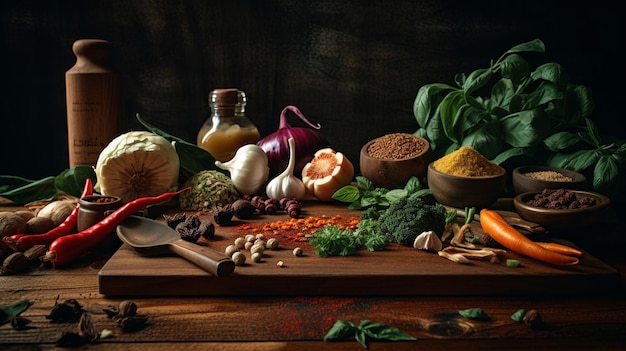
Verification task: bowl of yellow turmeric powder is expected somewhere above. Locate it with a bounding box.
[427,146,506,208]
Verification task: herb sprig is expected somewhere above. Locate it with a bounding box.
[332,176,431,210]
[323,319,416,348]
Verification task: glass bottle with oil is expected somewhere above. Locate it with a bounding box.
[197,88,260,162]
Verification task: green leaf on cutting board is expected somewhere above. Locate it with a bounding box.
[0,299,31,325]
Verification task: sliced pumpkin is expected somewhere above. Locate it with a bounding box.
[301,148,354,201]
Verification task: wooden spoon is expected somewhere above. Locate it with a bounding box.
[116,216,235,277]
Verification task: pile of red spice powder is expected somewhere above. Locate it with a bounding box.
[234,214,360,250]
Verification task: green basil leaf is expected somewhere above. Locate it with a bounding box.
[463,68,493,95]
[492,147,528,165]
[527,81,565,107]
[455,105,489,141]
[332,185,361,203]
[385,189,407,203]
[354,329,368,348]
[593,155,619,191]
[403,176,421,194]
[458,308,491,320]
[413,83,456,128]
[501,109,549,147]
[461,121,503,160]
[543,131,582,151]
[323,320,357,341]
[491,78,516,110]
[511,309,526,322]
[572,86,595,119]
[531,62,566,87]
[359,320,416,342]
[356,176,374,191]
[502,38,545,56]
[439,91,467,143]
[0,299,30,325]
[499,54,530,87]
[561,149,600,171]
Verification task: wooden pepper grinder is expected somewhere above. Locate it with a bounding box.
[65,39,122,168]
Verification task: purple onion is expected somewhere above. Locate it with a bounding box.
[257,105,330,177]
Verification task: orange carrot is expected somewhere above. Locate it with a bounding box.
[479,209,579,266]
[536,242,583,257]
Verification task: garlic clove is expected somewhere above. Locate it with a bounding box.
[413,230,443,252]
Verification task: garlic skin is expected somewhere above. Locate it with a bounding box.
[413,231,443,252]
[265,138,306,200]
[215,144,270,195]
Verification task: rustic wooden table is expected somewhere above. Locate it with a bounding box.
[1,201,625,351]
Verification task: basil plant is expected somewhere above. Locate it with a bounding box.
[413,38,625,200]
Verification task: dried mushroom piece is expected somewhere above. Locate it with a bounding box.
[175,214,215,243]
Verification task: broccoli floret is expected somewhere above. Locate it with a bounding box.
[377,194,447,246]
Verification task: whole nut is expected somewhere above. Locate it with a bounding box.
[24,245,47,261]
[293,247,304,257]
[3,252,28,274]
[26,216,55,234]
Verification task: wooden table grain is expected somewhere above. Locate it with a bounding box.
[1,202,625,351]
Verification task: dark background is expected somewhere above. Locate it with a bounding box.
[2,0,623,180]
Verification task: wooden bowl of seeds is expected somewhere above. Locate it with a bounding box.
[512,166,587,195]
[359,133,431,189]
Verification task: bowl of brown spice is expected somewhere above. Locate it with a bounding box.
[512,166,587,195]
[513,188,610,230]
[359,133,431,189]
[427,146,506,209]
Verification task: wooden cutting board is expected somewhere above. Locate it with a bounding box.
[98,202,620,297]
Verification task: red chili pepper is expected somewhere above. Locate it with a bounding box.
[45,187,189,266]
[2,178,94,251]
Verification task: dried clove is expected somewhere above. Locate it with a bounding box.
[11,315,32,331]
[46,298,84,323]
[523,309,543,329]
[163,212,186,229]
[117,314,149,332]
[104,300,148,332]
[78,312,98,342]
[118,300,138,318]
[175,215,203,243]
[213,204,234,226]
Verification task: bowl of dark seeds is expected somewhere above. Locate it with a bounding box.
[513,188,611,230]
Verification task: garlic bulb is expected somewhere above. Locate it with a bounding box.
[215,144,270,195]
[413,231,443,252]
[265,138,306,200]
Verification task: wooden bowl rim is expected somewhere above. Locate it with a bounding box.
[427,162,506,180]
[512,165,586,184]
[513,189,611,216]
[360,134,430,161]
